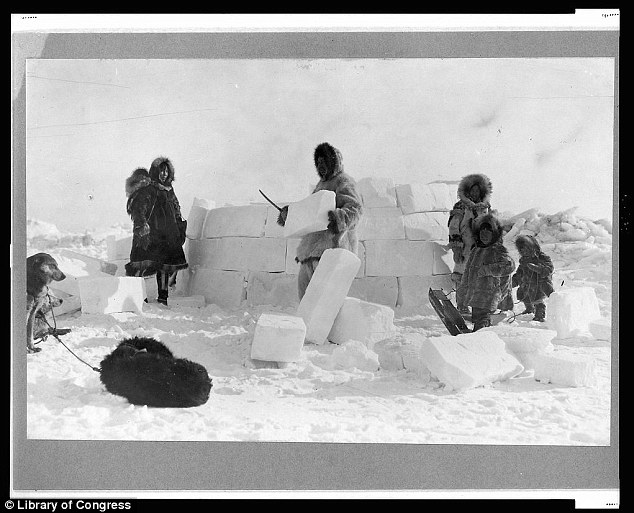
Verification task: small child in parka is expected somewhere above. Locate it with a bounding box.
[511,235,554,322]
[461,214,515,332]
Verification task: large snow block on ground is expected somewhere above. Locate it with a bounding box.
[297,248,361,345]
[328,297,396,349]
[59,249,118,276]
[589,317,612,341]
[403,212,450,241]
[364,240,435,277]
[188,268,247,308]
[143,276,158,302]
[396,274,453,312]
[396,183,455,214]
[106,234,133,261]
[77,276,145,314]
[250,313,306,363]
[246,271,299,308]
[349,276,399,307]
[202,205,268,238]
[284,190,336,239]
[356,207,405,241]
[481,325,556,369]
[421,331,524,390]
[190,237,287,272]
[186,197,215,240]
[547,287,602,339]
[532,352,598,387]
[49,253,114,296]
[357,177,397,208]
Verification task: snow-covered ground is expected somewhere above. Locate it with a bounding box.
[22,208,614,445]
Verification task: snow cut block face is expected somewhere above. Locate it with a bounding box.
[283,190,336,239]
[297,248,361,345]
[395,182,455,214]
[328,297,395,349]
[250,313,307,363]
[532,352,598,388]
[403,212,450,241]
[356,177,397,208]
[356,207,405,241]
[106,234,133,261]
[186,197,215,240]
[547,287,602,339]
[202,204,268,238]
[78,276,145,314]
[421,331,524,391]
[480,325,556,370]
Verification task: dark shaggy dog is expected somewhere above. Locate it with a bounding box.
[99,337,213,407]
[26,253,66,353]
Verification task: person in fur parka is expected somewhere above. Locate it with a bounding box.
[277,142,363,300]
[461,214,515,331]
[448,173,493,313]
[511,234,554,322]
[124,157,188,305]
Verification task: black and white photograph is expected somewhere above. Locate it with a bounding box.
[12,13,619,500]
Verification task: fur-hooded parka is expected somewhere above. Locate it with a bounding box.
[512,235,554,303]
[294,143,363,262]
[460,214,515,311]
[448,173,494,272]
[124,157,188,277]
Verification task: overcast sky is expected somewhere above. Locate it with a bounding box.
[25,57,615,232]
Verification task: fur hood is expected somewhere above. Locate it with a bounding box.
[515,234,542,255]
[314,142,343,181]
[457,173,493,207]
[149,156,175,186]
[473,213,504,246]
[125,168,152,198]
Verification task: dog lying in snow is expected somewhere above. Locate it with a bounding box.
[99,337,213,407]
[26,253,67,353]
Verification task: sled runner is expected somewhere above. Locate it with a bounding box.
[428,288,471,336]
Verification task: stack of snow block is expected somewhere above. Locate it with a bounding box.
[547,287,602,339]
[77,276,145,314]
[180,178,457,309]
[328,297,396,349]
[420,331,524,390]
[297,248,361,345]
[481,325,556,370]
[532,352,598,387]
[50,252,115,297]
[250,312,306,363]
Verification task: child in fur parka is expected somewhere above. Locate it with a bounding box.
[512,235,554,322]
[277,142,363,300]
[461,214,515,331]
[448,173,493,314]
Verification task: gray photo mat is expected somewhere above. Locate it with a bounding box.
[11,30,619,493]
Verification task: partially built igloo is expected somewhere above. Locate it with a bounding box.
[175,178,456,310]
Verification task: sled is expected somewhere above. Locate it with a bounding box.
[428,288,471,336]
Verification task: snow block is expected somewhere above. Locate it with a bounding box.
[110,259,128,277]
[285,238,302,275]
[190,237,287,272]
[283,190,336,239]
[348,276,399,307]
[202,204,268,238]
[330,340,380,372]
[250,313,307,363]
[403,212,450,241]
[421,331,524,390]
[168,295,206,308]
[264,204,290,238]
[143,276,158,302]
[364,240,434,277]
[246,271,299,308]
[77,276,145,315]
[186,197,215,240]
[396,274,453,312]
[188,268,247,309]
[547,287,602,339]
[48,253,114,297]
[396,182,456,214]
[398,333,432,380]
[532,352,598,387]
[356,207,405,241]
[356,177,397,208]
[106,234,133,261]
[432,241,454,275]
[373,337,406,371]
[480,325,556,369]
[59,249,118,276]
[328,297,396,349]
[588,317,612,341]
[297,248,361,345]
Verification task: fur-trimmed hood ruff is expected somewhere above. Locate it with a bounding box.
[457,173,493,207]
[314,142,343,181]
[149,156,175,186]
[515,234,542,255]
[125,168,152,198]
[473,213,504,246]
